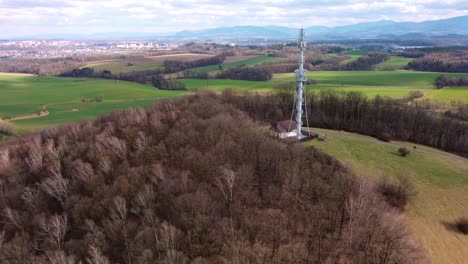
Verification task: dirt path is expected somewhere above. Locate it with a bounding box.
[314,129,468,165]
[2,110,49,121]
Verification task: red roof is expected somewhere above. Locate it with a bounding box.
[272,120,297,133]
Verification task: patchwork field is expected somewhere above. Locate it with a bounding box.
[182,71,468,103]
[148,53,213,62]
[0,74,187,131]
[189,55,284,74]
[84,59,164,73]
[84,53,215,74]
[305,128,468,264]
[375,56,413,70]
[2,70,467,131]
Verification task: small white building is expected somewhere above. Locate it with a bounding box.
[270,120,298,139]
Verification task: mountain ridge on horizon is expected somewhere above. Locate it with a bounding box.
[5,15,468,41]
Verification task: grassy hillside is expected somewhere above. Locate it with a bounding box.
[84,59,164,73]
[189,55,283,74]
[180,78,272,91]
[305,128,468,264]
[0,74,187,131]
[2,70,467,131]
[274,71,468,102]
[375,56,413,70]
[181,71,468,102]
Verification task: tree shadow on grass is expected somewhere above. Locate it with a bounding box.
[440,220,467,235]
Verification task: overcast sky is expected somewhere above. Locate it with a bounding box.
[1,0,467,38]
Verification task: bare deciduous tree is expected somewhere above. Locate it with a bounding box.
[0,148,10,173]
[40,214,69,251]
[109,196,132,264]
[215,168,236,208]
[39,172,68,208]
[2,207,23,231]
[45,250,76,264]
[215,168,236,234]
[86,245,110,264]
[159,222,179,264]
[98,156,112,177]
[96,136,127,160]
[21,186,39,210]
[25,144,43,172]
[134,131,149,153]
[70,159,94,183]
[0,230,5,247]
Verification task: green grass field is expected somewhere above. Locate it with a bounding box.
[273,71,468,102]
[341,55,361,64]
[305,128,468,264]
[189,55,283,74]
[2,70,467,131]
[347,50,368,56]
[180,71,468,103]
[0,74,187,131]
[84,59,164,74]
[180,78,272,91]
[375,56,413,71]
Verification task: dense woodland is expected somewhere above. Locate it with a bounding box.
[60,68,187,91]
[435,74,468,88]
[217,66,273,81]
[164,54,227,73]
[408,52,468,73]
[0,55,120,75]
[0,93,426,263]
[340,52,390,70]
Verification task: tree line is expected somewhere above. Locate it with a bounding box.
[180,62,298,81]
[408,52,468,73]
[225,89,468,155]
[0,92,425,263]
[436,74,468,88]
[163,54,227,73]
[60,68,186,90]
[341,52,390,70]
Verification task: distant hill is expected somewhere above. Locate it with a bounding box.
[173,16,468,40]
[10,16,468,41]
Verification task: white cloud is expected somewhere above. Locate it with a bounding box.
[0,0,467,38]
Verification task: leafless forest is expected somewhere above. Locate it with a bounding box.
[0,92,427,263]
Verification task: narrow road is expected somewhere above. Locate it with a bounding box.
[1,110,49,121]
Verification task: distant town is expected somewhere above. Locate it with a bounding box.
[0,40,181,59]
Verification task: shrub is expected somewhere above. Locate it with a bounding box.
[376,132,391,142]
[398,147,411,157]
[0,122,16,136]
[407,90,424,100]
[455,217,468,234]
[377,175,415,210]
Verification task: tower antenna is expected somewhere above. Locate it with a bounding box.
[294,28,308,140]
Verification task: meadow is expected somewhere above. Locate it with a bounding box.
[306,128,468,264]
[375,56,413,70]
[84,59,164,73]
[182,71,468,102]
[0,74,187,131]
[189,55,284,74]
[83,53,214,74]
[2,70,467,131]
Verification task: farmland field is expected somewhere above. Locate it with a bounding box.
[182,71,468,103]
[84,53,215,74]
[189,55,284,74]
[305,128,468,264]
[0,74,187,131]
[2,70,467,131]
[84,59,164,73]
[375,56,413,70]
